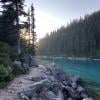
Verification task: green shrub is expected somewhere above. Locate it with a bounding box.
[0,53,10,65]
[0,42,25,88]
[0,42,17,64]
[12,65,26,76]
[0,42,12,54]
[0,81,7,88]
[5,73,14,82]
[10,49,17,62]
[0,64,9,81]
[18,51,25,62]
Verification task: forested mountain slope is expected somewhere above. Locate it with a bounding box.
[37,11,100,58]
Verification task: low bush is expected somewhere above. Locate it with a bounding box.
[0,81,7,88]
[0,42,28,88]
[5,73,14,82]
[0,42,16,88]
[0,42,17,65]
[0,64,9,81]
[12,65,26,76]
[0,53,10,65]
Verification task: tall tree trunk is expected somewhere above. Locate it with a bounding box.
[28,10,31,67]
[15,3,21,54]
[31,4,35,56]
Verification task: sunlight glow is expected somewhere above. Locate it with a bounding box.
[35,11,66,39]
[20,32,33,44]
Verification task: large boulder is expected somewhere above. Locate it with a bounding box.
[18,64,93,100]
[77,85,85,93]
[65,86,81,99]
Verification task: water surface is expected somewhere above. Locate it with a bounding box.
[37,57,100,84]
[37,57,100,98]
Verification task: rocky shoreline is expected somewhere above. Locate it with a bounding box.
[18,64,93,100]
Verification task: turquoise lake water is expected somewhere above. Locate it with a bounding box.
[37,57,100,98]
[37,57,100,84]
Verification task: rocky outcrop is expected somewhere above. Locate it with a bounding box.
[18,64,93,100]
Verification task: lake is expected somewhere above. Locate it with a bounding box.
[37,57,100,83]
[37,57,100,98]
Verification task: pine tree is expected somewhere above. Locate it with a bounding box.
[37,11,100,58]
[20,6,36,66]
[31,4,36,56]
[12,0,26,54]
[0,0,17,46]
[0,0,26,54]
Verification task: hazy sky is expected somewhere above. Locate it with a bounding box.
[25,0,100,38]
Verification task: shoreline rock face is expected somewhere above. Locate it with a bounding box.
[18,64,93,100]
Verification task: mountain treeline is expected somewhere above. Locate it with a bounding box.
[37,11,100,58]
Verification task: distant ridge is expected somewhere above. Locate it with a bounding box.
[37,10,100,58]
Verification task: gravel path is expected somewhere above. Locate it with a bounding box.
[0,66,43,100]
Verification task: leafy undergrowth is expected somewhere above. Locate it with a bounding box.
[0,64,27,88]
[12,65,26,76]
[0,42,27,88]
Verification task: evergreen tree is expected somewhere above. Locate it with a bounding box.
[20,5,36,66]
[12,0,26,54]
[22,5,36,56]
[37,11,100,58]
[0,0,17,46]
[0,0,26,54]
[31,4,36,56]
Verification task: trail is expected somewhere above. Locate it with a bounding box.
[0,67,43,100]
